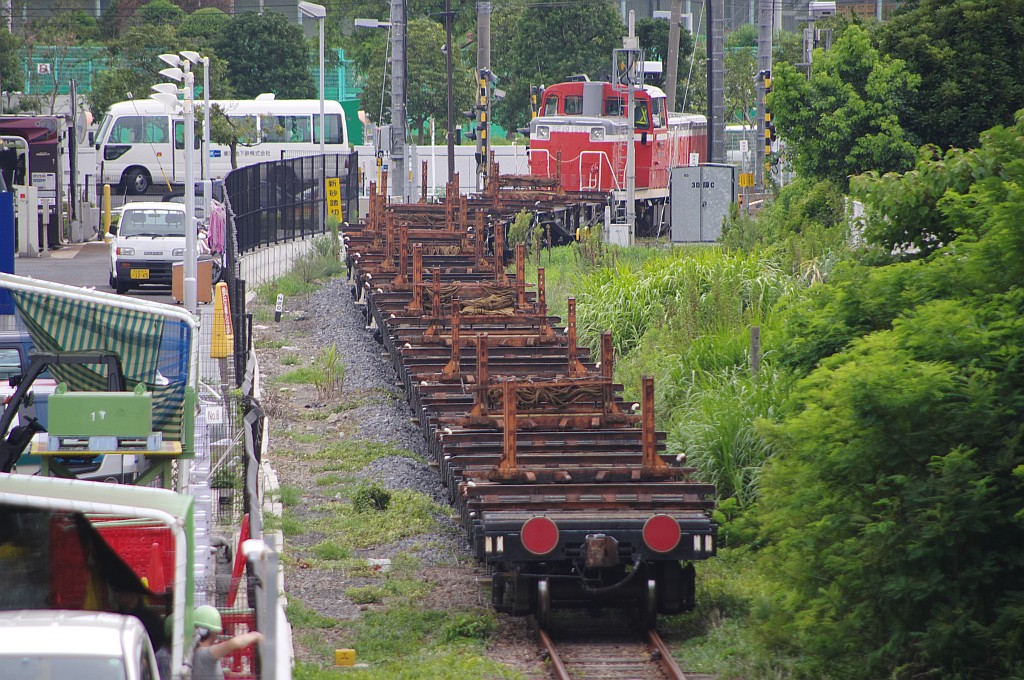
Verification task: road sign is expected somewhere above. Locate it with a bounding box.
[326,177,342,220]
[739,172,755,187]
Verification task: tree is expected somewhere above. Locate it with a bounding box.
[634,16,695,101]
[354,16,473,145]
[86,24,179,119]
[214,12,315,99]
[876,0,1024,150]
[757,111,1024,679]
[769,24,919,189]
[207,104,259,170]
[0,27,24,102]
[490,1,623,134]
[178,8,230,49]
[137,0,184,28]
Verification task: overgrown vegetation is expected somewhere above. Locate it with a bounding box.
[515,111,1024,679]
[254,232,344,305]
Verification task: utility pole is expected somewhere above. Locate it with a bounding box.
[755,0,772,191]
[475,2,492,191]
[443,0,455,185]
[665,0,683,112]
[623,11,639,244]
[707,0,725,164]
[389,0,408,203]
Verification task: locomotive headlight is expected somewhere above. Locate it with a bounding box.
[534,126,550,140]
[590,127,605,141]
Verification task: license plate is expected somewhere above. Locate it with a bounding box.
[130,269,150,280]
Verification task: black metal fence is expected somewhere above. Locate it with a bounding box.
[224,152,359,254]
[220,151,357,386]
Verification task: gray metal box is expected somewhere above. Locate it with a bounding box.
[670,164,737,243]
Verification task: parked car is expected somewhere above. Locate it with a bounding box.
[106,201,204,294]
[0,609,160,680]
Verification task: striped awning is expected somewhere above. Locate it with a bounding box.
[0,275,196,440]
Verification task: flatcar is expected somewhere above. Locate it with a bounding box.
[346,182,717,628]
[527,78,707,236]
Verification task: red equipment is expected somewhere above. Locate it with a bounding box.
[527,79,707,235]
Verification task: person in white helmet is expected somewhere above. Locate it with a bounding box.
[191,605,263,680]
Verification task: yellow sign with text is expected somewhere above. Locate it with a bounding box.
[739,172,755,187]
[326,177,342,220]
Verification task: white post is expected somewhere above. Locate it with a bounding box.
[318,15,325,155]
[183,63,197,314]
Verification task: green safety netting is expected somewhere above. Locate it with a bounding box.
[3,280,194,441]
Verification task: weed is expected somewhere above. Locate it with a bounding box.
[314,345,345,399]
[311,540,351,561]
[276,366,324,385]
[351,482,391,513]
[281,353,301,366]
[277,485,303,507]
[279,510,305,536]
[286,599,339,630]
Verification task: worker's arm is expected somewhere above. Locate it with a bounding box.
[209,631,264,661]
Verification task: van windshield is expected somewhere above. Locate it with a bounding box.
[119,209,186,237]
[0,655,126,679]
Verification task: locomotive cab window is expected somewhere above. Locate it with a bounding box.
[564,96,583,115]
[604,97,625,116]
[651,98,664,128]
[543,96,559,116]
[634,100,651,129]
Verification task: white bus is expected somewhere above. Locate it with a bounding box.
[94,94,349,194]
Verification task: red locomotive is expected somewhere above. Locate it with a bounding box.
[528,78,708,235]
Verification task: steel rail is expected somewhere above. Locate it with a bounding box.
[538,627,572,680]
[648,628,687,680]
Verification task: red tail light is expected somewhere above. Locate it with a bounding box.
[642,514,681,553]
[520,517,559,555]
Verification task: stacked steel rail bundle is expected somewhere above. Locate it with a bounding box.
[344,173,716,629]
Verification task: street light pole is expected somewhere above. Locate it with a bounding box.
[181,51,210,182]
[299,2,327,156]
[182,64,197,314]
[156,54,198,314]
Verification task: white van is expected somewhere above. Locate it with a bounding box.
[0,609,160,680]
[107,202,198,294]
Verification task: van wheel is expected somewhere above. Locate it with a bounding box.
[109,272,116,290]
[114,277,129,294]
[123,169,151,195]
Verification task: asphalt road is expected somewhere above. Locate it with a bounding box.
[12,240,177,306]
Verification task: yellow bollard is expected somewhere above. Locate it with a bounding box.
[210,282,234,359]
[334,649,356,667]
[102,184,112,238]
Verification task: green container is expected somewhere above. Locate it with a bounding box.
[47,383,153,438]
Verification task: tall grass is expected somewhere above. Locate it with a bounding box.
[532,244,802,510]
[574,246,795,357]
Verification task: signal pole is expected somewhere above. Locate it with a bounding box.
[755,0,772,191]
[707,0,725,164]
[389,0,408,203]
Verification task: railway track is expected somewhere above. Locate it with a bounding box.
[346,170,716,629]
[536,614,689,680]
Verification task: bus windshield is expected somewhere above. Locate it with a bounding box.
[95,114,113,148]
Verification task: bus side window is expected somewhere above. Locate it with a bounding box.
[314,114,343,144]
[111,116,145,144]
[174,121,184,150]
